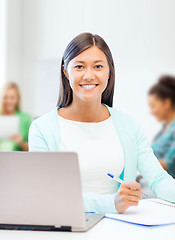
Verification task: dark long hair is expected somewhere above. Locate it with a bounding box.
[57,32,115,108]
[148,74,175,108]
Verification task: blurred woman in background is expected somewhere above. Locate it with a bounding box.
[148,75,175,179]
[0,82,32,151]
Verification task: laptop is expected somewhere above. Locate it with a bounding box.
[0,151,104,232]
[0,116,19,140]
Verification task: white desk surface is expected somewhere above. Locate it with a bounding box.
[0,217,174,240]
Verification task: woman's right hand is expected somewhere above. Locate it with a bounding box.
[114,181,143,213]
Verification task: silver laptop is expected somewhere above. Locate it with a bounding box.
[0,116,19,140]
[0,152,104,232]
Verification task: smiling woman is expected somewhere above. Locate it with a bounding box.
[58,33,114,110]
[29,32,175,214]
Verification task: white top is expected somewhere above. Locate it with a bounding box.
[58,114,125,194]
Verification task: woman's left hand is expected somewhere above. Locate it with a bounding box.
[10,134,23,144]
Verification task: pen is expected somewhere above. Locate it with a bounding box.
[107,173,123,184]
[107,173,148,197]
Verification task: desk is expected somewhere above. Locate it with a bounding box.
[0,217,174,240]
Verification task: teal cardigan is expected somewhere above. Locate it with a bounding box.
[28,103,175,213]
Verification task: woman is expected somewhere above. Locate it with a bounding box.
[29,32,175,214]
[148,75,175,179]
[0,82,32,151]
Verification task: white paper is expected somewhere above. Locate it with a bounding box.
[106,198,175,226]
[0,116,19,140]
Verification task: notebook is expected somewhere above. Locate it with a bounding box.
[105,198,175,227]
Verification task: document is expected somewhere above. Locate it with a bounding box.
[0,116,19,140]
[105,198,175,227]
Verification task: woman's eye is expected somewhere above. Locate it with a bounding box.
[95,65,103,69]
[74,65,103,70]
[74,65,83,70]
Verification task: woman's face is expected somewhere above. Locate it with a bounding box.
[147,94,172,121]
[63,46,110,103]
[2,88,19,114]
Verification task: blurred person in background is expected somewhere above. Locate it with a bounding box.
[0,82,32,151]
[148,75,175,179]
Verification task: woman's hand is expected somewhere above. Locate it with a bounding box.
[114,181,143,213]
[10,134,28,151]
[10,134,23,144]
[159,159,169,171]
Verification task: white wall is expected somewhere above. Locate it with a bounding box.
[0,0,7,87]
[4,0,175,141]
[6,0,22,85]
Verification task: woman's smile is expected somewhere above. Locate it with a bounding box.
[79,84,99,91]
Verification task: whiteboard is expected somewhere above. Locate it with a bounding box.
[34,58,61,117]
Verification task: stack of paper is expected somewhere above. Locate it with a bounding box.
[105,198,175,227]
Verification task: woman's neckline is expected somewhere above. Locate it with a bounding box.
[57,113,112,124]
[56,103,112,124]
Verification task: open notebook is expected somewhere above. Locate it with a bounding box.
[105,198,175,227]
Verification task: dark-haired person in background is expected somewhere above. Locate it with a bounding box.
[148,75,175,178]
[29,32,175,214]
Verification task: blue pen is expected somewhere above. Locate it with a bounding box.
[107,173,123,184]
[107,173,148,197]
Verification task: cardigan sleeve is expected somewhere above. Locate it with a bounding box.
[28,121,49,151]
[136,121,175,203]
[83,192,118,213]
